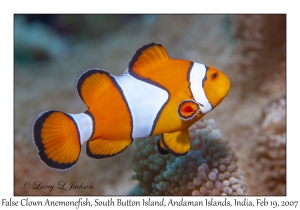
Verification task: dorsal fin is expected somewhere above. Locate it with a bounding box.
[76,68,113,108]
[128,43,170,74]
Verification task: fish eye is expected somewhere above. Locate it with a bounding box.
[211,71,219,80]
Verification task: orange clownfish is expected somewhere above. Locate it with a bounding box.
[32,43,230,170]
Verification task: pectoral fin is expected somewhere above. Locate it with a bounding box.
[161,130,191,156]
[178,100,200,121]
[157,138,169,155]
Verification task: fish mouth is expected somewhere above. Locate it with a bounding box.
[225,81,231,95]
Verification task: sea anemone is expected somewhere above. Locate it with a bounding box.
[131,119,246,195]
[254,98,286,195]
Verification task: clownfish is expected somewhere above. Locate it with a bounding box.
[32,43,230,170]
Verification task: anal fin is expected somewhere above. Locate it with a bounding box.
[161,130,190,156]
[86,138,132,159]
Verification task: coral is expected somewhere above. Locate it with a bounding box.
[254,98,286,195]
[131,119,246,195]
[223,15,286,196]
[231,15,286,98]
[261,98,286,135]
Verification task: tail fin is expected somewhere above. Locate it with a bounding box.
[32,110,94,170]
